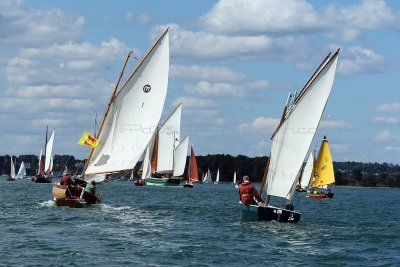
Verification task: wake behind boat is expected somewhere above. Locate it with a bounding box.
[240,50,339,223]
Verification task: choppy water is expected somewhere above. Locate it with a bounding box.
[0,179,399,266]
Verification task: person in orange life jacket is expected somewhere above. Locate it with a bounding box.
[239,175,264,205]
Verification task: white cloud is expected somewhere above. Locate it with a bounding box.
[373,116,400,125]
[4,85,82,98]
[201,0,321,34]
[201,0,400,41]
[172,96,214,109]
[375,130,400,142]
[338,47,385,75]
[374,103,400,112]
[170,64,246,82]
[184,80,268,99]
[238,117,279,134]
[0,0,84,46]
[138,13,153,24]
[165,23,308,61]
[320,119,355,130]
[384,146,400,152]
[330,143,349,152]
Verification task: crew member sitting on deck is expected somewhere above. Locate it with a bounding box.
[60,170,74,187]
[239,175,263,206]
[60,169,75,197]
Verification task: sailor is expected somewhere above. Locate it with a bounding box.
[239,175,264,205]
[60,169,74,187]
[84,180,97,195]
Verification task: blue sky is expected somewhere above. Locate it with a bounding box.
[0,0,399,164]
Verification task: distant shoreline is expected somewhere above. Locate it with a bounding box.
[335,185,399,189]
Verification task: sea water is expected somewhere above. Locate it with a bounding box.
[0,179,399,266]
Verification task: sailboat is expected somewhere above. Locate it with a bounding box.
[183,146,199,188]
[306,136,335,199]
[214,169,220,184]
[16,161,27,179]
[144,104,190,186]
[240,50,339,223]
[234,171,238,188]
[203,168,212,183]
[8,156,16,181]
[33,127,55,183]
[52,29,170,207]
[295,152,313,192]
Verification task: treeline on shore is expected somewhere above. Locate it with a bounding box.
[1,154,399,187]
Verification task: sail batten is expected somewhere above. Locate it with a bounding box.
[84,30,170,176]
[264,51,339,200]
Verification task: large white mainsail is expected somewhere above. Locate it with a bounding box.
[156,104,182,172]
[172,135,189,176]
[45,129,55,173]
[84,29,170,176]
[299,152,313,189]
[264,50,339,200]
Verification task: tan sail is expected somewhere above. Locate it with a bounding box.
[310,136,335,188]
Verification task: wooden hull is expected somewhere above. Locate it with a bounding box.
[306,192,334,199]
[52,183,99,208]
[240,203,301,223]
[145,177,180,186]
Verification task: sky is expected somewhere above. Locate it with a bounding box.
[0,0,399,164]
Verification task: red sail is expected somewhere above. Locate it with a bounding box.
[189,146,199,182]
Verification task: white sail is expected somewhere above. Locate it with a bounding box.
[10,156,16,178]
[204,168,212,183]
[300,152,313,189]
[85,173,107,183]
[85,30,170,175]
[45,129,55,173]
[156,104,182,172]
[264,51,339,200]
[141,145,152,179]
[173,135,189,176]
[16,161,26,178]
[215,169,220,183]
[233,171,237,184]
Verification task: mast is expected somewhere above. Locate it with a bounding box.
[82,51,132,177]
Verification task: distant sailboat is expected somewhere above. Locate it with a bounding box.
[144,104,190,186]
[295,152,313,192]
[16,161,27,179]
[234,171,238,188]
[214,169,220,184]
[8,156,16,181]
[33,127,55,183]
[306,136,335,199]
[240,50,339,223]
[183,146,199,188]
[203,168,212,183]
[52,29,170,207]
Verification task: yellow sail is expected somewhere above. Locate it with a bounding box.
[310,136,335,188]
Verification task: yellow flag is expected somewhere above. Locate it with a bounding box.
[77,132,99,148]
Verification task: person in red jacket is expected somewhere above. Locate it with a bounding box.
[239,175,264,205]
